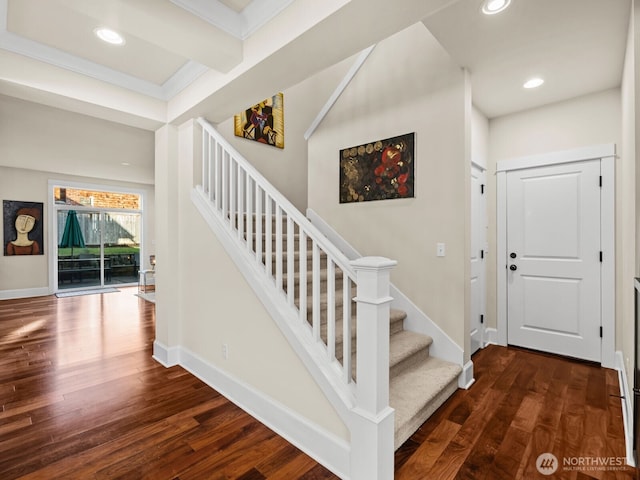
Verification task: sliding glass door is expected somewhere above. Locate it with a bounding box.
[103,212,141,287]
[54,186,143,291]
[57,210,101,290]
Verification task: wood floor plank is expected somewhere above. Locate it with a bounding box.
[255,443,319,479]
[395,418,461,478]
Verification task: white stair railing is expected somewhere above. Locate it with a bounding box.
[198,117,360,384]
[194,117,395,480]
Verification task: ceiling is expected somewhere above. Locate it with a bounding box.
[0,0,633,129]
[424,0,631,118]
[0,0,296,100]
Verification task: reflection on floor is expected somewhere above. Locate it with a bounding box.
[56,288,119,298]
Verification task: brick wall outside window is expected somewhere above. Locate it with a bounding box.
[54,188,140,210]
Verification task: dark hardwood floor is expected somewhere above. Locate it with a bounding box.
[396,346,638,480]
[0,289,637,479]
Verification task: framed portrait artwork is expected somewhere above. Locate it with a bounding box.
[3,200,44,256]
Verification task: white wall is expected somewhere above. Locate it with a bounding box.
[487,89,622,336]
[213,55,356,212]
[0,95,155,185]
[489,89,621,162]
[472,107,489,171]
[308,23,470,353]
[0,98,155,296]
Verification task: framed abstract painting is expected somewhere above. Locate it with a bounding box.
[340,132,415,203]
[234,93,284,149]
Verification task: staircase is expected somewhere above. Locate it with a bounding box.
[258,217,461,448]
[193,117,463,478]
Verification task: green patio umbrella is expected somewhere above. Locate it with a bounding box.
[59,210,85,257]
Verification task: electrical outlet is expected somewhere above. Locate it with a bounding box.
[222,343,229,360]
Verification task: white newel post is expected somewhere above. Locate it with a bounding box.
[350,256,397,480]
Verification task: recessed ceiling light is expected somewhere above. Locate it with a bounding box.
[482,0,511,15]
[523,77,544,89]
[94,27,125,46]
[121,162,130,166]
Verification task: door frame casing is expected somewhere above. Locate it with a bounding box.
[496,144,615,368]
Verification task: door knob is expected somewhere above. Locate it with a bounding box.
[510,252,517,259]
[510,264,517,271]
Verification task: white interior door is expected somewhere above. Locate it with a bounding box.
[506,160,601,362]
[470,164,486,354]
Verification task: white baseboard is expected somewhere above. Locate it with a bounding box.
[307,208,465,368]
[459,361,475,389]
[175,345,350,479]
[152,340,180,367]
[484,327,498,346]
[0,287,51,300]
[615,350,635,467]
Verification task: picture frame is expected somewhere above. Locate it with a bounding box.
[340,132,415,203]
[234,93,284,149]
[3,200,44,256]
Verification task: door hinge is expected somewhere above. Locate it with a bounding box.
[600,326,603,338]
[480,249,484,259]
[481,184,485,194]
[480,314,484,324]
[599,251,603,262]
[599,176,602,187]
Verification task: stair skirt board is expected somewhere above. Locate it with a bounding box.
[153,341,350,480]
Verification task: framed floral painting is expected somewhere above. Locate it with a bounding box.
[339,132,415,203]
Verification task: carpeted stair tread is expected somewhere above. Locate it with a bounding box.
[389,330,432,373]
[283,268,345,288]
[322,308,407,348]
[390,356,461,449]
[351,329,432,380]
